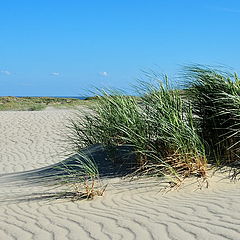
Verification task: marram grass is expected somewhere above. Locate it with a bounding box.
[67,76,207,184]
[64,66,240,197]
[184,65,240,170]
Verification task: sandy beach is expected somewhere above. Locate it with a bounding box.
[0,109,239,240]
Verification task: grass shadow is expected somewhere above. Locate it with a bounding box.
[0,144,138,203]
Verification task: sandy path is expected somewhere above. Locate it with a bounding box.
[0,110,239,240]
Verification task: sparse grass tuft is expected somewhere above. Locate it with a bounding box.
[51,153,106,200]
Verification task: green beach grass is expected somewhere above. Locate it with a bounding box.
[184,65,240,173]
[67,74,207,188]
[64,66,240,197]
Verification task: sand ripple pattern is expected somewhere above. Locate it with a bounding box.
[0,110,240,240]
[0,110,73,173]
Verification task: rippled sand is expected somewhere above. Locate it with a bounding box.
[0,110,239,240]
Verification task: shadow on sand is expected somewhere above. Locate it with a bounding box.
[0,144,139,203]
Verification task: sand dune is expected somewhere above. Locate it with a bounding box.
[0,110,239,240]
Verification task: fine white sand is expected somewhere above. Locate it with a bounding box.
[0,109,240,240]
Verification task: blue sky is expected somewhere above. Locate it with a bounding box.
[1,0,240,96]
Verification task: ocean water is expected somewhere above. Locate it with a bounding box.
[50,96,88,100]
[15,96,89,100]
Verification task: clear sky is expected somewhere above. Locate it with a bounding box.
[1,0,240,96]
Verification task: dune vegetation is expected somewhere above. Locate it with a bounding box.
[68,81,206,185]
[65,65,240,197]
[184,66,240,168]
[0,96,96,111]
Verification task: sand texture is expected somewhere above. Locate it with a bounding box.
[0,110,240,240]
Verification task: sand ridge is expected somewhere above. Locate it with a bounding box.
[0,109,239,240]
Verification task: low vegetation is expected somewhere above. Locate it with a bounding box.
[0,96,96,111]
[52,153,106,200]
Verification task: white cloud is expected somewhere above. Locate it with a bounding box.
[1,70,11,75]
[51,72,60,76]
[99,71,108,77]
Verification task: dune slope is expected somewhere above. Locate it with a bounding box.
[0,110,239,240]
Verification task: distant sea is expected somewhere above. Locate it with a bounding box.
[49,96,88,100]
[15,96,89,100]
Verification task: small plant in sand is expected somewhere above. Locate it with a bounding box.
[53,153,106,200]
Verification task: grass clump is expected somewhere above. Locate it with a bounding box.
[184,65,240,170]
[68,76,207,184]
[138,78,206,179]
